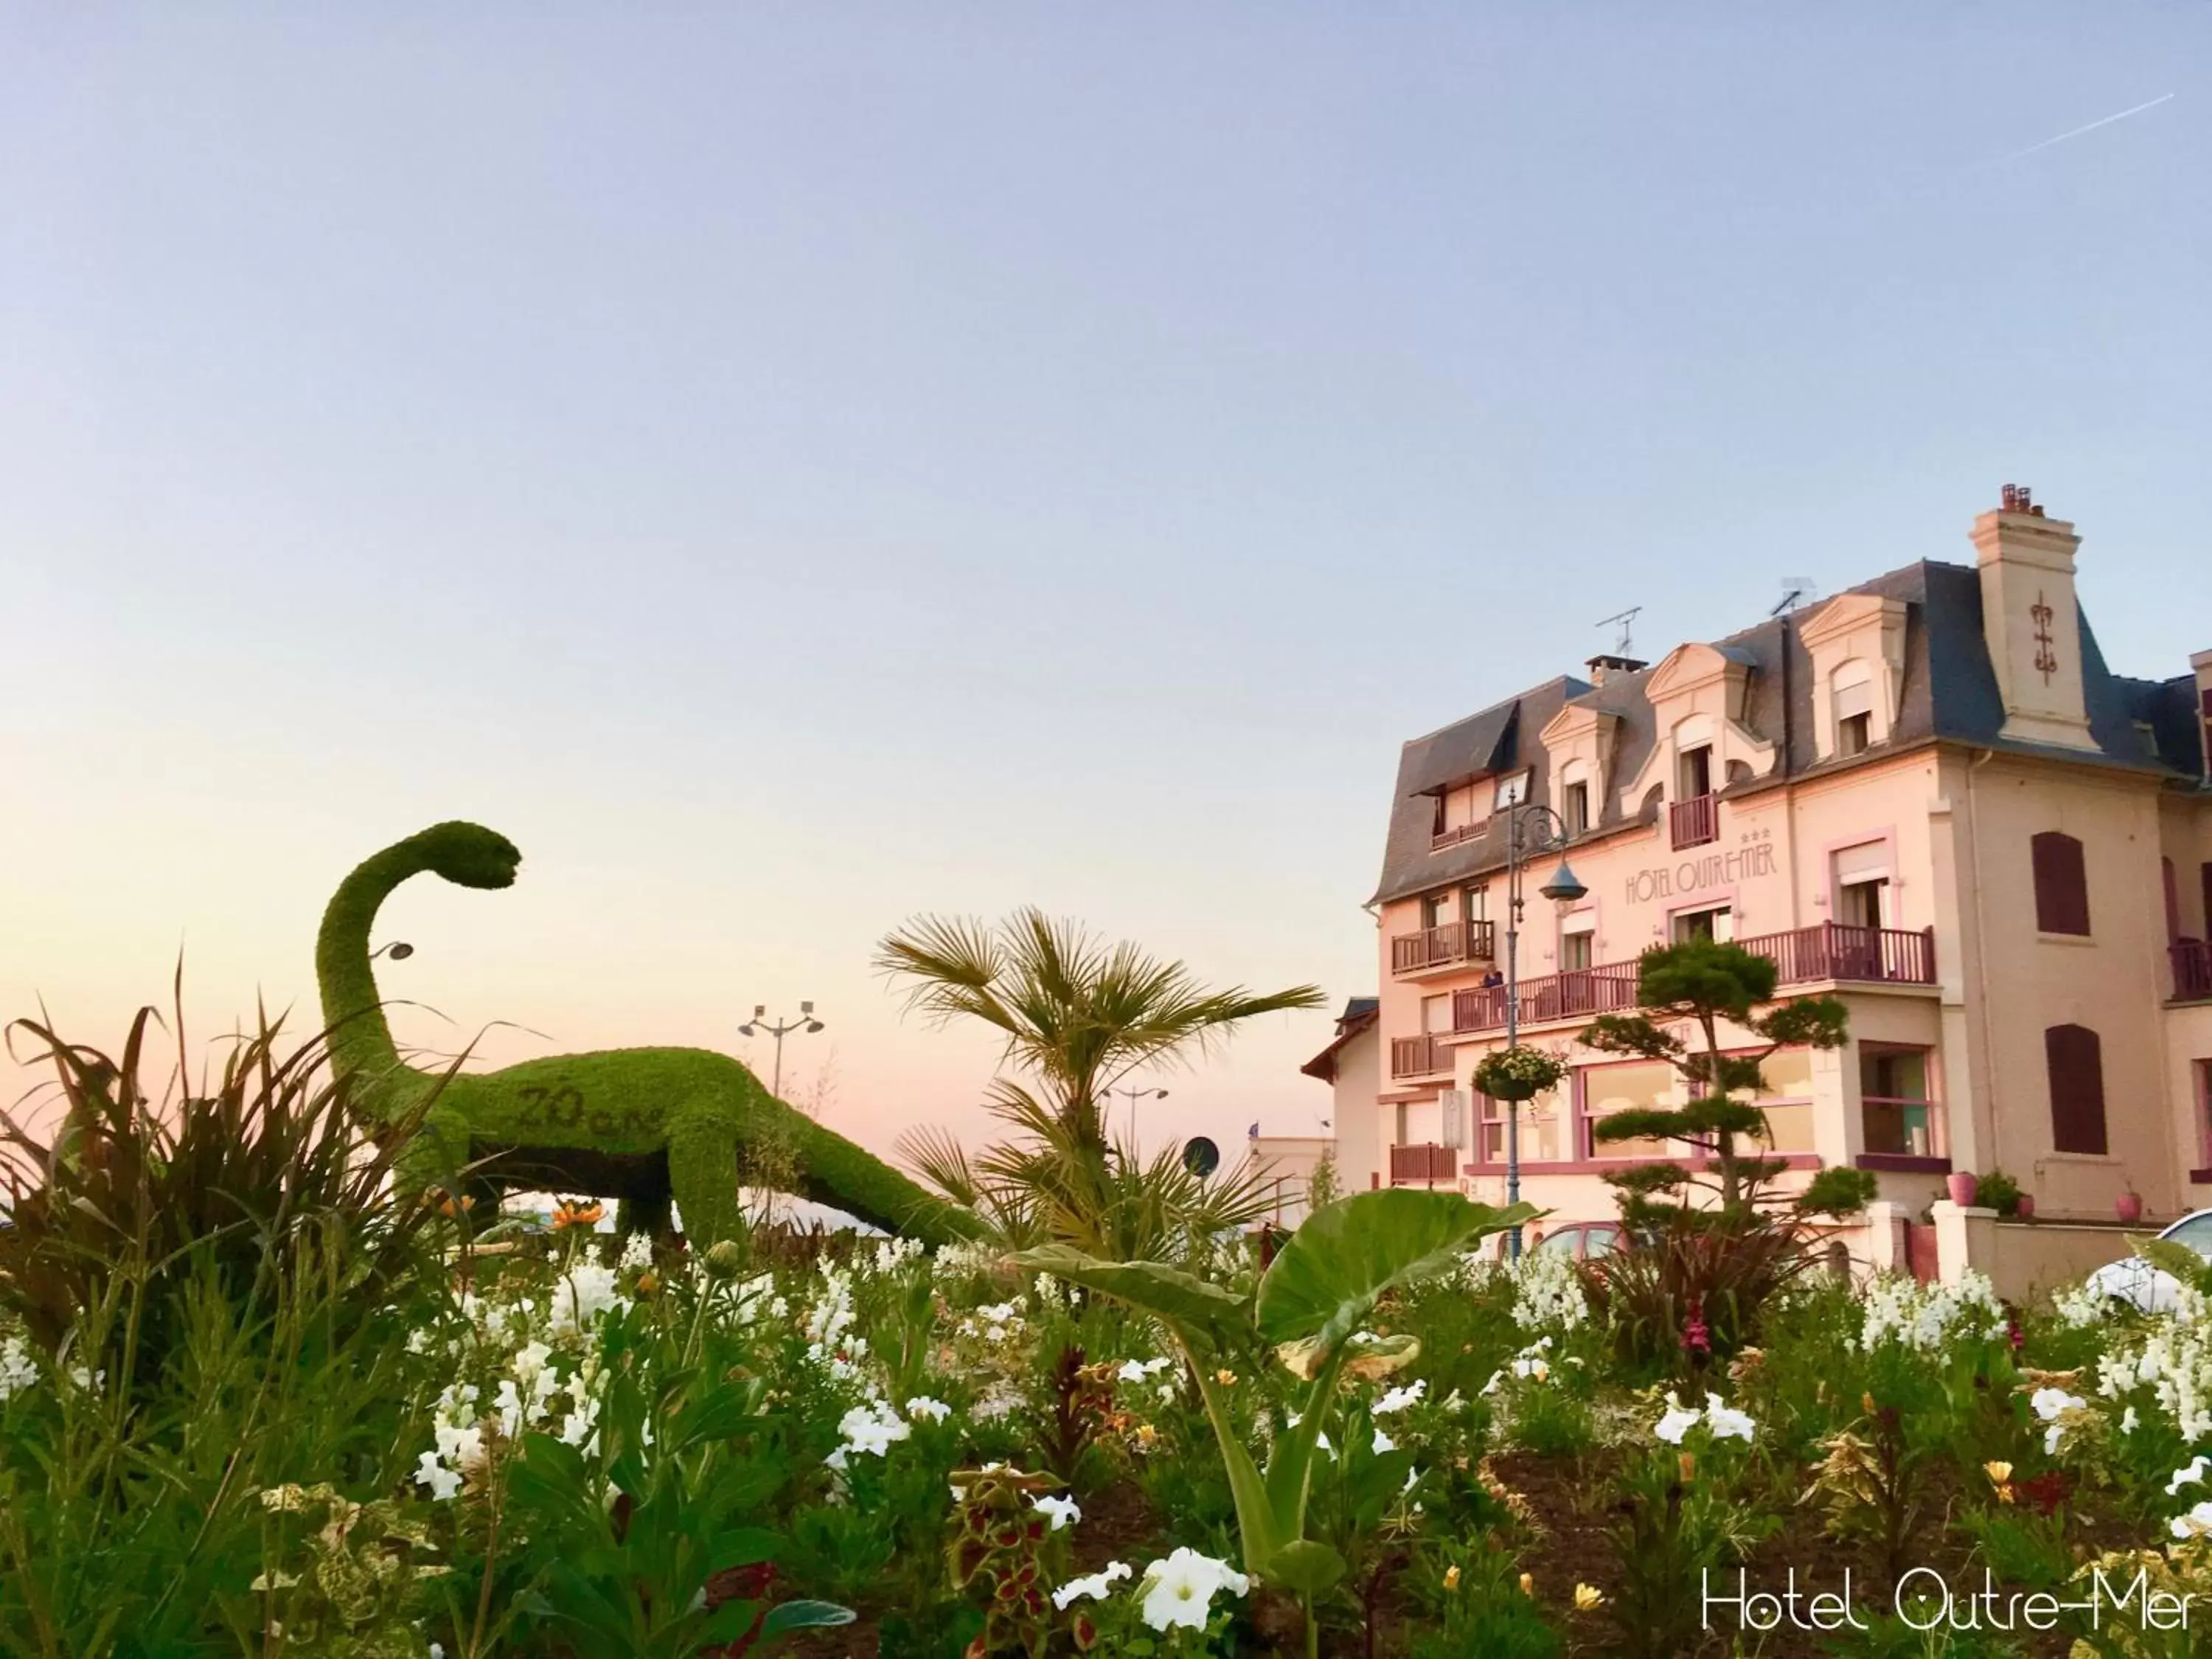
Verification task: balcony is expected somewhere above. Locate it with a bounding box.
[2176,939,2212,1003]
[1430,821,1485,852]
[1391,919,1498,977]
[1669,792,1718,850]
[1389,1032,1453,1079]
[1389,1142,1458,1186]
[1451,922,1938,1034]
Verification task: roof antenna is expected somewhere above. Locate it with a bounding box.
[1772,577,1816,617]
[1596,607,1641,658]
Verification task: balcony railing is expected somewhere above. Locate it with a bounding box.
[1430,821,1484,851]
[1669,792,1718,849]
[2176,939,2212,1003]
[1451,922,1938,1033]
[1736,921,1937,987]
[1389,1142,1458,1185]
[1391,919,1498,975]
[1389,1032,1452,1079]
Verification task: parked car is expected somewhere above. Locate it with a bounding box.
[2081,1208,2212,1313]
[1531,1220,1624,1262]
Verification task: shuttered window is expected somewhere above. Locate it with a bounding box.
[2045,1023,2108,1155]
[2166,858,2183,947]
[2031,832,2091,936]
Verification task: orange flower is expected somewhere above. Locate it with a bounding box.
[552,1200,605,1231]
[434,1190,475,1218]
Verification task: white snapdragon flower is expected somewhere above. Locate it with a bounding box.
[0,1336,40,1402]
[1371,1426,1397,1455]
[2174,1501,2212,1541]
[1117,1357,1172,1385]
[2168,1455,2210,1495]
[550,1264,622,1338]
[835,1401,911,1459]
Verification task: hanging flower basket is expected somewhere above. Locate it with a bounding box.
[1472,1045,1566,1103]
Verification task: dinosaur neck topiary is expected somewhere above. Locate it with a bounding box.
[313,822,978,1248]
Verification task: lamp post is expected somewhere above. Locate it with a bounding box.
[1499,802,1587,1259]
[738,1001,824,1099]
[1102,1085,1169,1142]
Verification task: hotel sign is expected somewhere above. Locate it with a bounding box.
[1624,841,1778,905]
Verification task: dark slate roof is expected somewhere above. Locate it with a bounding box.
[1371,559,2204,906]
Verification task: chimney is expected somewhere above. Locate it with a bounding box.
[1585,653,1647,686]
[1969,484,2098,752]
[2193,649,2212,780]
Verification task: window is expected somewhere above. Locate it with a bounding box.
[1394,1102,1408,1147]
[1752,1046,1817,1152]
[2031,832,2090,936]
[1421,993,1451,1034]
[1584,1061,1674,1158]
[2197,1060,2212,1166]
[1678,745,1714,801]
[1861,1046,1934,1158]
[1832,660,1875,757]
[1462,886,1489,924]
[1421,892,1450,929]
[2045,1023,2108,1155]
[1475,1085,1565,1163]
[1674,905,1733,944]
[1563,779,1590,835]
[1561,924,1596,971]
[2165,858,2182,946]
[1493,770,1531,811]
[1830,841,1890,932]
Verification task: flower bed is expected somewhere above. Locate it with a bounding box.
[15,1197,2212,1659]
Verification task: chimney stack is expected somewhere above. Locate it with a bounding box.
[1969,484,2098,752]
[1585,653,1647,687]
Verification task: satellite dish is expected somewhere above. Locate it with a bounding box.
[1182,1136,1221,1180]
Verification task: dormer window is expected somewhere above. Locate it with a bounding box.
[1677,742,1714,801]
[1562,778,1590,835]
[1493,770,1531,811]
[1834,660,1875,757]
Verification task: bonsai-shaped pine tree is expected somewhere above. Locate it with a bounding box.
[1578,938,1874,1230]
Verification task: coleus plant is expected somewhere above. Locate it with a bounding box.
[1018,1189,1536,1657]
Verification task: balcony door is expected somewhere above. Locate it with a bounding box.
[1678,744,1714,801]
[1673,905,1733,945]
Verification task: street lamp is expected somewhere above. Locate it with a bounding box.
[737,1001,824,1099]
[370,942,414,961]
[1102,1085,1168,1141]
[1498,802,1587,1259]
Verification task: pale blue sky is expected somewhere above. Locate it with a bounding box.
[3,4,2206,1163]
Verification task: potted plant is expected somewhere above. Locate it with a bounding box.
[2116,1185,2144,1225]
[1946,1170,1979,1208]
[1975,1169,2023,1218]
[1472,1044,1568,1103]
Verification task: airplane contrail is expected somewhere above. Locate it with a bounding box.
[2008,91,2175,159]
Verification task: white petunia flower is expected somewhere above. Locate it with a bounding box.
[1051,1562,1133,1610]
[2174,1500,2212,1541]
[1654,1394,1702,1446]
[1031,1493,1081,1531]
[1373,1380,1425,1416]
[1703,1394,1756,1442]
[1137,1548,1251,1632]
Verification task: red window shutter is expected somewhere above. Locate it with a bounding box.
[2202,861,2212,941]
[2031,832,2091,936]
[2045,1023,2108,1155]
[2166,858,2183,947]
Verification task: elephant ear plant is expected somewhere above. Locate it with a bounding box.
[1018,1189,1536,1655]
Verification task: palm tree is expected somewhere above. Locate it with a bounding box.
[874,908,1325,1152]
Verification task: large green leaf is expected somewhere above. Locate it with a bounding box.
[1264,1539,1347,1597]
[1011,1244,1253,1349]
[1253,1190,1538,1348]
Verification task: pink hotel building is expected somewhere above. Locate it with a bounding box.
[1307,490,2212,1254]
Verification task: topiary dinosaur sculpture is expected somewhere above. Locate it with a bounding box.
[316,821,977,1247]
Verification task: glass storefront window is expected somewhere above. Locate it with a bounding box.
[1751,1046,1817,1152]
[1584,1061,1674,1158]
